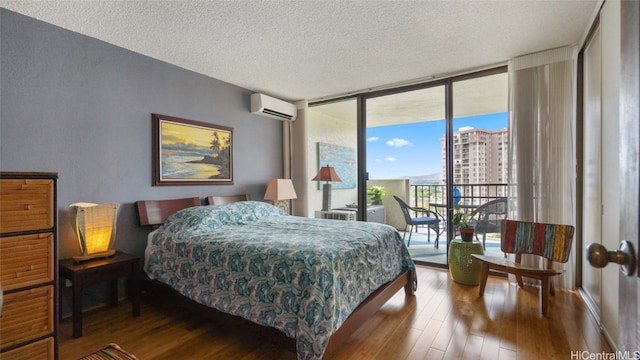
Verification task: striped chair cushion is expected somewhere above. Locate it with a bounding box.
[500,219,575,263]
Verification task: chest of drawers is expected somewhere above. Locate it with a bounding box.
[0,172,58,360]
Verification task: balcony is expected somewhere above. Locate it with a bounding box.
[404,183,508,265]
[410,183,508,208]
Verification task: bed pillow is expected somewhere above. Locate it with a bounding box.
[160,201,287,236]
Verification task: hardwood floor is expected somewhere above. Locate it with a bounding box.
[59,266,611,360]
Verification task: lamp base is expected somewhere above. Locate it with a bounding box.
[321,183,332,211]
[73,249,116,262]
[271,199,291,214]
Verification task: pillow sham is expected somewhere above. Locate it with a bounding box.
[160,201,287,236]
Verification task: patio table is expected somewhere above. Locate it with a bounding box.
[428,203,477,233]
[428,202,476,219]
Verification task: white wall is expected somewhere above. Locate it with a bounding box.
[367,179,411,230]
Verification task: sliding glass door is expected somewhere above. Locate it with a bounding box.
[451,71,508,259]
[364,68,507,267]
[308,67,507,267]
[365,84,448,265]
[307,99,359,218]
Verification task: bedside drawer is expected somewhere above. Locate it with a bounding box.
[0,179,54,233]
[0,337,54,360]
[0,233,54,291]
[0,285,54,349]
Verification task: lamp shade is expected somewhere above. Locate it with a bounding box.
[264,179,297,201]
[69,202,120,261]
[312,166,341,212]
[312,165,342,182]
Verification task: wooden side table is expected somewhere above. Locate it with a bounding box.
[59,251,140,338]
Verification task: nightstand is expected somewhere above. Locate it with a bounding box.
[59,251,140,338]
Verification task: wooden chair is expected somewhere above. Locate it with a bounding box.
[471,219,575,316]
[206,194,250,205]
[393,195,441,248]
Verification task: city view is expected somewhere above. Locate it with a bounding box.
[366,112,508,184]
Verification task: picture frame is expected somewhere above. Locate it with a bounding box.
[152,113,233,186]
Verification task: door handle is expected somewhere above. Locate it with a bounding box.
[586,240,637,276]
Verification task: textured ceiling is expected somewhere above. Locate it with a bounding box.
[1,1,599,102]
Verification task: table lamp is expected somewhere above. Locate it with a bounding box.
[264,179,297,214]
[312,165,342,211]
[69,202,120,261]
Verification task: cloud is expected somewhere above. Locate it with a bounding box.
[386,138,413,147]
[367,136,380,142]
[376,157,397,163]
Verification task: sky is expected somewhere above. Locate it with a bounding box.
[366,112,508,179]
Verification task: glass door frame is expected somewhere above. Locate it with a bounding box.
[311,66,507,267]
[359,79,451,265]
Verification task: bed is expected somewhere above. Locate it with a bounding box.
[136,199,416,360]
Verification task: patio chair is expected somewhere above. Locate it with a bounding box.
[393,195,442,248]
[470,197,508,249]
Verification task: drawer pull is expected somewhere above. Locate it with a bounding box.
[24,204,32,210]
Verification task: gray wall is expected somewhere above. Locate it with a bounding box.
[0,9,284,261]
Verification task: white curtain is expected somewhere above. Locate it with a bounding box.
[507,46,578,289]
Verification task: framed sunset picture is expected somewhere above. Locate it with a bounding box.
[152,113,233,185]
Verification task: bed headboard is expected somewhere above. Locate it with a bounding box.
[206,194,250,205]
[136,197,201,229]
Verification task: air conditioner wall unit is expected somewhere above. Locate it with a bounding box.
[315,210,357,221]
[251,93,298,121]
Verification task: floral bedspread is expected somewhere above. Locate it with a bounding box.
[145,201,415,360]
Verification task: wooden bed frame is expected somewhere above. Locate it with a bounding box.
[135,197,416,357]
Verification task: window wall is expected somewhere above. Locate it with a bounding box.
[308,67,507,267]
[451,73,509,205]
[306,99,359,217]
[365,84,446,236]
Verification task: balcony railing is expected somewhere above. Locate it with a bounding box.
[410,183,508,211]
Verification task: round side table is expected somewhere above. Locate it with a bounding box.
[448,238,484,285]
